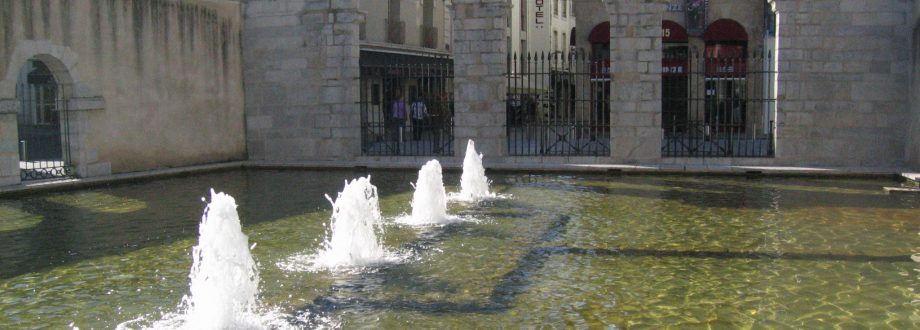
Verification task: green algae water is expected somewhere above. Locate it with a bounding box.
[1,169,919,328]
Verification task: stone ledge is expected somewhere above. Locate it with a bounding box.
[0,99,18,114]
[67,97,106,112]
[0,161,247,197]
[0,159,907,196]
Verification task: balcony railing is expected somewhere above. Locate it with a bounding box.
[421,26,438,49]
[385,19,405,44]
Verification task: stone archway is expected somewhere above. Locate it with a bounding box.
[0,41,107,185]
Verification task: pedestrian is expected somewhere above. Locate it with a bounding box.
[391,91,407,143]
[410,95,428,141]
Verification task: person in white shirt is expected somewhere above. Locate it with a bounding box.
[410,95,429,141]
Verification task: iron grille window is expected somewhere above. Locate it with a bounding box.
[506,50,610,156]
[360,56,454,156]
[661,50,776,157]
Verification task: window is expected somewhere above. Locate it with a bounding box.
[562,33,566,52]
[507,0,512,28]
[553,30,558,52]
[562,0,567,17]
[554,0,559,16]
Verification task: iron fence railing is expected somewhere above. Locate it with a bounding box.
[506,50,610,156]
[16,79,73,180]
[360,59,454,156]
[661,50,776,157]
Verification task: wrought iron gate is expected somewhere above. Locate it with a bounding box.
[506,51,610,156]
[359,57,454,156]
[661,51,776,157]
[16,60,73,180]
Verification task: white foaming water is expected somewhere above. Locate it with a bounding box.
[449,140,498,202]
[313,177,391,268]
[397,160,461,226]
[118,190,305,330]
[180,190,260,329]
[280,177,401,272]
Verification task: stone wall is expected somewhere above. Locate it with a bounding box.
[606,0,663,163]
[450,0,508,158]
[909,3,920,170]
[773,0,911,167]
[242,0,362,161]
[237,0,916,170]
[0,0,245,184]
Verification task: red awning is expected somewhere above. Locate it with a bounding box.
[588,21,610,44]
[662,20,688,43]
[702,19,748,41]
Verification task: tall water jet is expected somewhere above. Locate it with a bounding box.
[181,189,261,329]
[311,176,391,269]
[452,139,496,202]
[401,160,451,225]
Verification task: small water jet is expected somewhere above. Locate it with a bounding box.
[311,176,392,269]
[181,190,261,329]
[449,140,498,202]
[398,160,460,226]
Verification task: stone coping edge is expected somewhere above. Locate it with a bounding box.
[0,161,246,197]
[0,160,912,197]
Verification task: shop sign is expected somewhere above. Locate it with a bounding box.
[662,57,688,76]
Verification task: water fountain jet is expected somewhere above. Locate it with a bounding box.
[311,176,391,269]
[449,140,498,202]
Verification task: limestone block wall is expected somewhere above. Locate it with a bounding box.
[774,0,911,167]
[606,0,663,163]
[242,0,362,161]
[450,0,509,158]
[0,0,245,182]
[909,3,920,170]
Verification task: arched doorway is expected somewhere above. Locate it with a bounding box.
[702,19,749,132]
[15,59,72,180]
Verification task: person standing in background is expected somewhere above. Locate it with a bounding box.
[410,95,429,141]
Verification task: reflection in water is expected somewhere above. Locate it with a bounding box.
[0,170,917,328]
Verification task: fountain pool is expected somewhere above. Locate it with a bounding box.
[1,169,919,328]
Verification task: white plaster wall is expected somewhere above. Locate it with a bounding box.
[0,0,245,179]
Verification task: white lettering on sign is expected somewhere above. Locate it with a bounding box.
[666,3,683,12]
[663,28,671,38]
[718,66,735,73]
[535,0,545,26]
[664,66,684,74]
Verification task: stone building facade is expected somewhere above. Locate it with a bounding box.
[2,0,919,189]
[244,0,919,169]
[0,0,245,186]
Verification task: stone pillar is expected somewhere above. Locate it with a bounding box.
[242,0,362,161]
[607,0,663,164]
[0,99,21,186]
[67,97,109,177]
[450,0,508,158]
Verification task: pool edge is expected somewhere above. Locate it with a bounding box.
[0,160,911,197]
